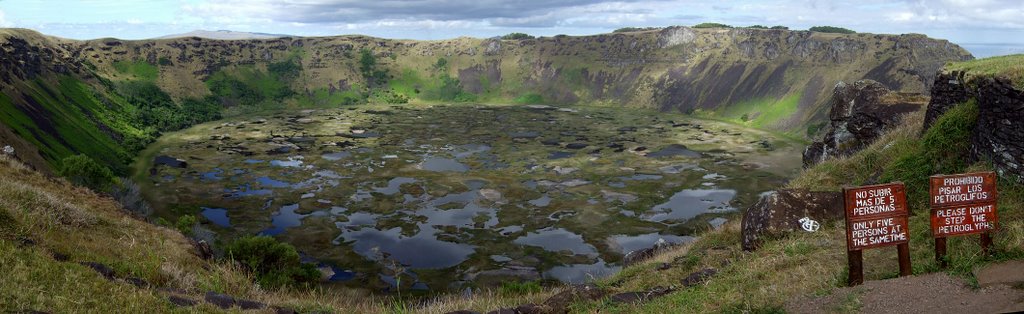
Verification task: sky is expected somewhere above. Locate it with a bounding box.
[1,0,1023,57]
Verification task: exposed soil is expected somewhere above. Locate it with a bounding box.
[785,272,1024,314]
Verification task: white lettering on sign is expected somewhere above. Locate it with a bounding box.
[852,187,897,216]
[850,217,908,248]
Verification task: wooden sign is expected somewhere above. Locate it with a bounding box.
[929,172,999,267]
[843,182,911,286]
[844,183,910,250]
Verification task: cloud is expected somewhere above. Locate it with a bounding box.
[181,0,670,28]
[0,9,10,27]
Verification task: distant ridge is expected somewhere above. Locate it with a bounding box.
[155,29,290,40]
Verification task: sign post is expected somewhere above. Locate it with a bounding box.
[843,182,911,286]
[929,172,998,267]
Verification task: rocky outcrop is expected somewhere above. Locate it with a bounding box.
[741,189,843,251]
[803,80,926,167]
[926,72,1024,182]
[970,77,1024,182]
[923,71,972,128]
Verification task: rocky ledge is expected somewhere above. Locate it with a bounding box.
[803,80,927,167]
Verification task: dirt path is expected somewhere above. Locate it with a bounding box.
[785,272,1024,313]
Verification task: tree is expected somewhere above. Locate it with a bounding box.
[501,32,534,40]
[58,154,115,192]
[809,26,856,34]
[358,49,387,87]
[693,22,733,29]
[224,236,321,288]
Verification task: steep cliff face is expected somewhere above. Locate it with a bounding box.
[925,57,1024,182]
[0,27,972,171]
[802,80,927,167]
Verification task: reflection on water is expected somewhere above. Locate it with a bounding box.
[646,144,702,158]
[644,189,736,222]
[322,151,352,161]
[514,228,598,256]
[419,157,470,172]
[270,156,305,167]
[609,233,695,254]
[201,207,231,227]
[545,260,620,284]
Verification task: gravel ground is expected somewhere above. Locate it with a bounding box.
[786,272,1024,313]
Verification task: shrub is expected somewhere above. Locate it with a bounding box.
[433,57,448,70]
[267,59,302,80]
[613,27,658,33]
[157,57,173,66]
[113,179,152,216]
[359,49,388,87]
[514,93,544,104]
[747,25,768,29]
[372,89,409,104]
[770,25,789,30]
[501,32,534,40]
[175,214,196,236]
[58,154,115,192]
[809,26,855,34]
[224,236,320,288]
[693,22,733,29]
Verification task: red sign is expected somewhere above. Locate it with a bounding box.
[930,172,999,237]
[929,172,997,208]
[844,183,910,250]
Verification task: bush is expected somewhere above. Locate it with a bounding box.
[175,214,196,236]
[613,27,658,33]
[157,57,173,66]
[113,179,152,216]
[359,49,388,87]
[747,25,768,29]
[58,154,115,192]
[502,32,534,40]
[770,25,789,30]
[809,26,855,34]
[224,236,320,288]
[693,22,733,29]
[433,57,448,70]
[267,59,302,80]
[514,93,544,104]
[435,74,475,102]
[372,89,409,104]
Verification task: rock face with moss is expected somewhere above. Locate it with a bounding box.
[925,58,1024,182]
[802,80,927,167]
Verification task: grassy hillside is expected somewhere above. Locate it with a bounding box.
[564,102,1023,313]
[0,27,972,174]
[0,154,567,313]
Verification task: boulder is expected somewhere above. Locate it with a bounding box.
[167,295,198,307]
[193,240,213,260]
[541,284,608,314]
[79,262,115,279]
[741,189,843,251]
[204,291,235,309]
[681,268,717,287]
[802,80,926,167]
[623,238,676,266]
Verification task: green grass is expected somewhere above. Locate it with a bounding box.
[0,77,141,173]
[945,54,1024,89]
[705,92,802,131]
[112,60,159,81]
